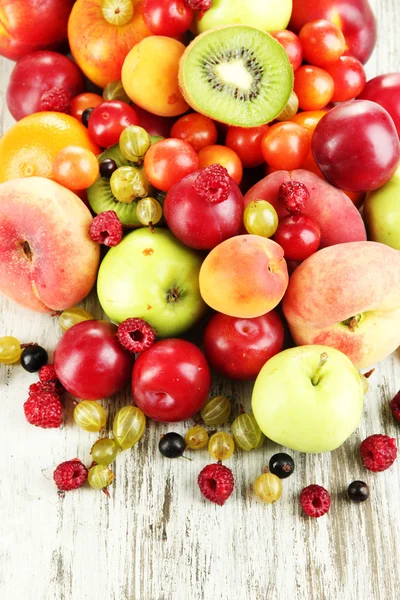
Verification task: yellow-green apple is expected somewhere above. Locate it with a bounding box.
[0,177,100,312]
[97,228,207,337]
[0,0,74,61]
[289,0,376,64]
[199,235,288,318]
[363,166,400,250]
[195,0,292,35]
[68,0,152,88]
[283,241,400,369]
[252,345,365,453]
[244,169,367,247]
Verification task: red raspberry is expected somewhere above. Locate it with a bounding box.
[360,434,397,472]
[117,318,155,353]
[300,484,331,518]
[40,86,72,113]
[53,459,88,491]
[194,164,231,203]
[198,463,234,506]
[278,180,310,215]
[24,391,63,429]
[29,380,61,396]
[390,391,400,423]
[184,0,211,12]
[89,210,123,246]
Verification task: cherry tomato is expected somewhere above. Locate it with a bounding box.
[170,113,218,152]
[88,100,139,148]
[143,0,193,37]
[261,122,310,171]
[271,30,303,71]
[53,146,99,190]
[294,66,335,111]
[225,125,269,168]
[274,215,321,262]
[299,19,346,67]
[198,145,243,185]
[290,110,327,143]
[325,56,366,102]
[70,93,103,122]
[144,138,199,192]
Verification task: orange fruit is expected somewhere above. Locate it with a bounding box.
[0,112,100,183]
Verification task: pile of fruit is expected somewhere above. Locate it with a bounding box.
[1,0,400,517]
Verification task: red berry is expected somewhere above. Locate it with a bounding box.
[390,391,400,423]
[53,459,88,491]
[39,364,58,383]
[40,86,72,113]
[29,380,62,396]
[117,318,156,353]
[360,434,397,472]
[278,180,310,215]
[89,210,123,246]
[24,392,63,429]
[184,0,211,11]
[194,164,231,203]
[198,463,234,506]
[300,484,331,518]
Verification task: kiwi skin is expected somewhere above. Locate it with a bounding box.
[179,25,294,128]
[88,144,163,228]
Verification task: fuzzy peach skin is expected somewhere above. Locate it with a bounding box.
[0,177,100,312]
[199,235,288,318]
[244,169,366,248]
[283,241,400,369]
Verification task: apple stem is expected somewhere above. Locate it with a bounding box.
[363,368,375,379]
[312,352,329,386]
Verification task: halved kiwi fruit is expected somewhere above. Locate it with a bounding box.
[87,144,164,227]
[179,25,293,128]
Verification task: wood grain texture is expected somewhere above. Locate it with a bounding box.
[1,2,400,598]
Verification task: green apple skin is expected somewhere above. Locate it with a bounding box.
[195,0,292,34]
[364,167,400,250]
[252,345,364,453]
[97,228,207,338]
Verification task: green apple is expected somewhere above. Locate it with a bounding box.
[97,228,207,337]
[195,0,293,34]
[364,166,400,250]
[252,345,364,453]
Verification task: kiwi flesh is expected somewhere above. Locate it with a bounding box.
[88,144,166,228]
[179,25,293,128]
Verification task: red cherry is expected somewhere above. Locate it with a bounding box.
[54,321,134,400]
[274,215,321,262]
[203,311,285,380]
[132,339,211,422]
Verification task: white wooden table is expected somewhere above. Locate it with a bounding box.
[1,2,400,598]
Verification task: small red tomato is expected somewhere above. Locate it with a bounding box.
[198,144,243,185]
[170,113,218,152]
[144,138,199,192]
[261,122,310,171]
[88,100,139,148]
[203,311,285,380]
[143,0,193,37]
[225,125,269,168]
[294,65,335,111]
[132,339,212,422]
[299,19,346,67]
[70,92,104,122]
[325,56,366,102]
[271,30,303,71]
[274,214,321,261]
[53,146,99,190]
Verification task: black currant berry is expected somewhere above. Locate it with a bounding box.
[159,433,186,459]
[21,345,48,373]
[100,158,118,178]
[347,481,369,502]
[269,453,295,479]
[81,107,94,128]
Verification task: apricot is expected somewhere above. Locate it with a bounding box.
[199,235,289,318]
[122,36,189,117]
